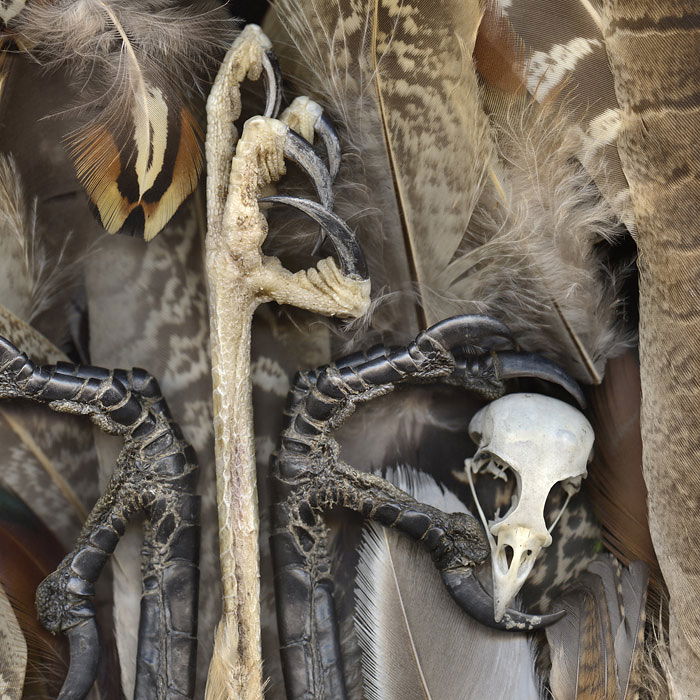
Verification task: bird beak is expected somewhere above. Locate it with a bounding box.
[490,525,549,622]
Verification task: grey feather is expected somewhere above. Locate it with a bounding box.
[354,467,540,700]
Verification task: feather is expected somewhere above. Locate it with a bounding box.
[586,351,659,578]
[0,486,69,698]
[602,2,700,694]
[4,0,234,240]
[267,0,495,338]
[0,582,26,700]
[546,555,648,699]
[266,2,628,382]
[484,0,632,228]
[354,466,540,700]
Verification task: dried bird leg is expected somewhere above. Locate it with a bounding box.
[204,26,370,699]
[0,336,199,700]
[272,315,582,699]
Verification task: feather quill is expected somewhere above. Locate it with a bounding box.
[4,0,233,240]
[354,467,540,700]
[546,555,648,699]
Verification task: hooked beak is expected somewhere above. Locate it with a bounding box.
[490,526,548,622]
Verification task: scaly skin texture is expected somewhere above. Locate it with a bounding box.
[204,27,370,700]
[603,1,700,694]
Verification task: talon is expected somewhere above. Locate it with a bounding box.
[440,568,565,631]
[262,49,282,118]
[260,195,368,280]
[496,351,585,407]
[315,113,341,181]
[283,130,334,209]
[58,619,100,700]
[422,315,515,354]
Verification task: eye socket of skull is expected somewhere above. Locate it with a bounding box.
[467,393,594,620]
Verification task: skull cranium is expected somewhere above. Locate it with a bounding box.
[466,393,593,622]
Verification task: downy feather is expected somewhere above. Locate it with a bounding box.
[354,466,540,700]
[4,0,234,239]
[266,2,628,383]
[483,0,632,228]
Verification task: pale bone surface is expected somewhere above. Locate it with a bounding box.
[204,26,369,700]
[467,393,593,621]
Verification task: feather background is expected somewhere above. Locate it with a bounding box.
[4,0,234,239]
[602,1,700,695]
[354,467,540,700]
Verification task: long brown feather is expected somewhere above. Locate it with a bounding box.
[587,351,659,578]
[602,1,700,694]
[547,555,648,699]
[4,0,233,239]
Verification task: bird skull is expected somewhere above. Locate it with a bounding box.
[466,393,593,622]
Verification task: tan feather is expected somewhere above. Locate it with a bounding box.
[267,0,494,339]
[0,582,27,700]
[602,1,700,694]
[5,0,233,239]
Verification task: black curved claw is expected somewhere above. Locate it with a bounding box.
[262,49,282,119]
[441,569,566,631]
[283,130,334,210]
[260,195,368,280]
[421,315,515,355]
[58,619,100,700]
[497,351,585,407]
[315,113,341,181]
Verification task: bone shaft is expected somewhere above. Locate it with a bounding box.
[207,258,263,697]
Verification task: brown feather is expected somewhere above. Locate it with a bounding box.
[603,1,700,693]
[586,351,660,579]
[0,488,69,698]
[547,556,648,700]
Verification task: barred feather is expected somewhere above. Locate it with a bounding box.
[4,0,234,239]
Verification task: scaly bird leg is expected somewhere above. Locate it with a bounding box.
[272,315,579,698]
[204,28,370,700]
[0,338,199,700]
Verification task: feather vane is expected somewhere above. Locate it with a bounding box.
[5,0,232,239]
[355,467,540,700]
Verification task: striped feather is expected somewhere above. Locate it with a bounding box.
[4,0,233,240]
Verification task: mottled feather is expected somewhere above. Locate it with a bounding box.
[602,1,700,694]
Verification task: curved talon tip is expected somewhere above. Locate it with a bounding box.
[262,50,282,119]
[260,195,368,280]
[424,315,515,353]
[58,619,100,700]
[441,568,565,631]
[283,130,334,209]
[315,113,342,181]
[496,352,585,407]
